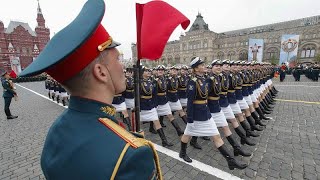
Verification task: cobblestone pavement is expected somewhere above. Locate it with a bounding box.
[1,75,320,180]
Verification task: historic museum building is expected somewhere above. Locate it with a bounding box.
[0,2,50,73]
[132,13,320,65]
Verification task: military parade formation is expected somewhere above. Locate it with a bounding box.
[96,58,277,170]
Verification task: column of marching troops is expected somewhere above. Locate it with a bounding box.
[108,58,279,170]
[43,58,279,170]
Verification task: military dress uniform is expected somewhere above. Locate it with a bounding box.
[1,72,18,119]
[184,74,218,136]
[167,73,183,112]
[219,69,237,120]
[19,0,162,179]
[177,67,189,107]
[124,75,135,109]
[179,57,247,170]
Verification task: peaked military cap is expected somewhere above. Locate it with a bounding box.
[211,59,222,66]
[157,65,166,70]
[221,59,230,65]
[190,57,204,68]
[19,0,120,84]
[170,65,179,70]
[181,65,188,70]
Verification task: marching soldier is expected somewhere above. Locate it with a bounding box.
[153,65,184,137]
[19,0,162,179]
[112,93,132,131]
[178,65,189,110]
[179,57,247,170]
[167,66,188,123]
[140,66,173,147]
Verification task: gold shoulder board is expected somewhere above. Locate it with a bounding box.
[99,118,148,148]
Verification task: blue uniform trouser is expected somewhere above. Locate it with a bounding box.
[4,97,12,117]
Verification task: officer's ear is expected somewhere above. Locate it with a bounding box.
[92,62,109,83]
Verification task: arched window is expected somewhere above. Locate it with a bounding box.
[266,48,278,59]
[239,51,248,60]
[217,52,224,60]
[227,51,235,60]
[301,45,316,58]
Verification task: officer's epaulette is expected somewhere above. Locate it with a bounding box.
[191,77,197,82]
[99,118,148,148]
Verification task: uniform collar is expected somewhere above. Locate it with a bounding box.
[68,96,117,122]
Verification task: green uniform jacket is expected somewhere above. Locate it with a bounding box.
[2,79,16,98]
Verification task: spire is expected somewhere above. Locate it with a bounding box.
[37,0,42,14]
[36,0,45,27]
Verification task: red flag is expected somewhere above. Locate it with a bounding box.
[136,1,190,60]
[9,70,17,78]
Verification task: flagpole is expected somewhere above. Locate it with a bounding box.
[133,58,141,132]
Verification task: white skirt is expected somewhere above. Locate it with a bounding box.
[250,93,258,103]
[211,110,228,127]
[229,102,242,114]
[60,92,68,98]
[140,108,159,122]
[221,105,236,119]
[244,95,253,106]
[184,117,219,137]
[237,99,249,110]
[112,102,127,112]
[168,100,182,111]
[157,103,172,116]
[179,98,187,107]
[49,90,54,93]
[267,79,272,86]
[125,98,135,109]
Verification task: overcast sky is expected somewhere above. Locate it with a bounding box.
[1,0,320,59]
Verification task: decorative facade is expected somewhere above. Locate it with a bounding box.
[0,1,50,73]
[132,13,320,66]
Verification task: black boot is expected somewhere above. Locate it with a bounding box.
[256,107,271,120]
[123,117,132,131]
[180,115,188,124]
[190,136,202,149]
[56,96,60,104]
[202,136,210,141]
[263,98,274,108]
[48,92,51,99]
[62,99,66,106]
[226,135,251,157]
[171,119,184,136]
[240,121,260,137]
[251,113,267,127]
[157,128,173,147]
[234,127,256,146]
[7,115,18,119]
[218,144,247,170]
[261,100,272,111]
[259,103,271,114]
[247,116,264,131]
[149,122,157,134]
[179,142,192,163]
[159,116,166,127]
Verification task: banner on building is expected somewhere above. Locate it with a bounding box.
[248,39,264,62]
[279,34,299,65]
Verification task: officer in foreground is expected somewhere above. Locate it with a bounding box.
[19,0,162,179]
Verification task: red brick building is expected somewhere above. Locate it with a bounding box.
[0,1,50,74]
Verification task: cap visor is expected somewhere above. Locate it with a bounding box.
[107,40,121,49]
